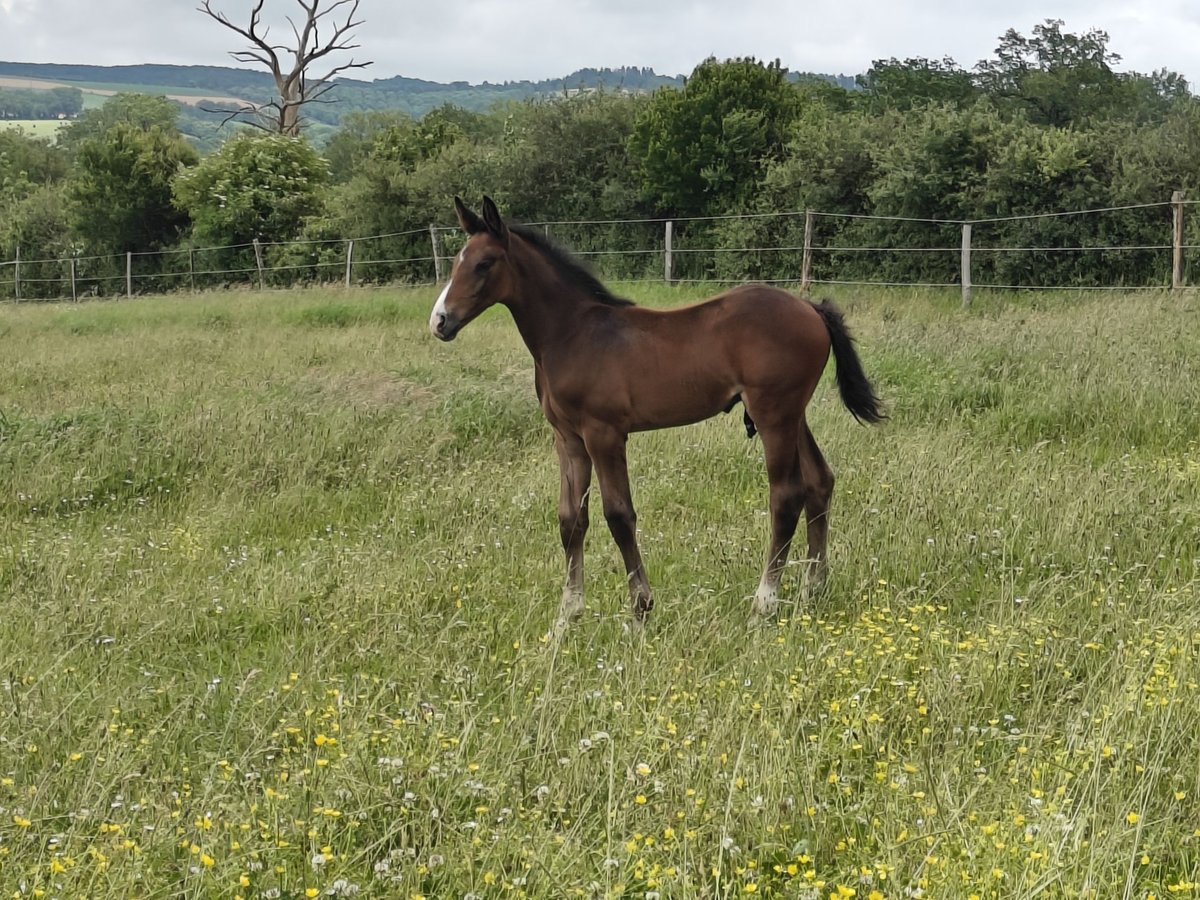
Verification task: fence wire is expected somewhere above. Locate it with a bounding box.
[0,197,1194,302]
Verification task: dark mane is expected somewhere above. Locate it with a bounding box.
[510,223,635,307]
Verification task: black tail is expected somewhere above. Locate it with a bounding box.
[812,299,886,424]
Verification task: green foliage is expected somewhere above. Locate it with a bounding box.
[857,57,978,111]
[58,94,182,151]
[323,110,414,183]
[975,19,1178,127]
[494,92,646,221]
[0,129,67,202]
[313,137,498,284]
[0,61,690,124]
[68,123,198,255]
[0,183,73,297]
[3,23,1200,294]
[630,57,803,216]
[0,86,83,119]
[172,133,328,248]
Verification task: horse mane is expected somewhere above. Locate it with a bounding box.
[509,223,635,307]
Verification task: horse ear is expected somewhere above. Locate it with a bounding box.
[455,196,484,235]
[481,196,509,246]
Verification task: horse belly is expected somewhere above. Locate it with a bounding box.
[623,366,734,431]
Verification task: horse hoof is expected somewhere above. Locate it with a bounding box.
[622,618,646,638]
[803,572,829,600]
[751,588,779,618]
[550,618,571,641]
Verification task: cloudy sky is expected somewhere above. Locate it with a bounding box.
[1,0,1198,87]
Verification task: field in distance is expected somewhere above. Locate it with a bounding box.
[0,118,65,137]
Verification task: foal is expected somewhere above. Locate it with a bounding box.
[431,197,884,632]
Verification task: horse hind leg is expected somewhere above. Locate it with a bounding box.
[751,419,806,618]
[798,424,835,596]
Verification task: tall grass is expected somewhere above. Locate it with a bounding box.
[1,284,1197,899]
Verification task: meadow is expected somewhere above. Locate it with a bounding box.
[0,119,66,138]
[0,283,1197,899]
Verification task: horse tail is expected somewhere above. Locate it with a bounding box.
[812,299,886,424]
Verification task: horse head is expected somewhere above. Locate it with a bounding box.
[429,196,515,341]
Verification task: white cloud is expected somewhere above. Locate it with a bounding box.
[0,0,1196,88]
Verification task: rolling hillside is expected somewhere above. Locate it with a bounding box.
[0,60,858,121]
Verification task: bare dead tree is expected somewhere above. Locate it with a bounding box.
[198,0,372,136]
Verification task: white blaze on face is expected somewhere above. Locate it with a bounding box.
[429,281,451,336]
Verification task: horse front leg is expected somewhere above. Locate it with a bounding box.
[553,430,592,636]
[585,426,653,625]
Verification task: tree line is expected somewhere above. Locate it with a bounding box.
[0,87,84,120]
[3,20,1199,298]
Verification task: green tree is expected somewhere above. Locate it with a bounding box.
[68,124,198,255]
[0,130,68,202]
[0,183,73,298]
[857,57,978,112]
[0,86,84,119]
[311,135,498,283]
[324,110,414,183]
[629,57,802,216]
[59,94,182,151]
[172,132,328,247]
[975,20,1128,126]
[494,92,646,222]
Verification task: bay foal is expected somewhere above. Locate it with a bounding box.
[431,197,884,633]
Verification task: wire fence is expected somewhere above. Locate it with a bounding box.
[1,194,1197,305]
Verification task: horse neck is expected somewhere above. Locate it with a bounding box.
[502,244,591,361]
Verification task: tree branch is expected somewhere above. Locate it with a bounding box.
[198,0,285,80]
[200,101,269,130]
[199,0,371,135]
[307,58,372,90]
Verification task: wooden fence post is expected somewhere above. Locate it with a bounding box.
[70,257,77,303]
[1172,190,1185,291]
[189,247,197,294]
[664,220,673,283]
[800,210,813,293]
[961,223,973,308]
[126,251,133,299]
[345,239,355,289]
[430,225,443,283]
[252,239,265,290]
[14,245,20,302]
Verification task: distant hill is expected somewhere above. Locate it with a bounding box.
[0,61,859,121]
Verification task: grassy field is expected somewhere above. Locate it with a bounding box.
[0,119,66,138]
[1,284,1198,899]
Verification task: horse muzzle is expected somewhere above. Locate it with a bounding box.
[430,311,461,341]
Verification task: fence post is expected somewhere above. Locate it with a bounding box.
[14,245,20,302]
[800,210,813,293]
[1172,190,1185,291]
[189,247,196,294]
[961,223,973,308]
[70,256,77,303]
[345,239,355,289]
[252,239,265,290]
[430,225,443,283]
[126,251,133,299]
[664,220,673,283]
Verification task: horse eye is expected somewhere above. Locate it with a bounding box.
[475,258,495,275]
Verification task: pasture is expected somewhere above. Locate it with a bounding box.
[0,119,65,138]
[0,284,1197,899]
